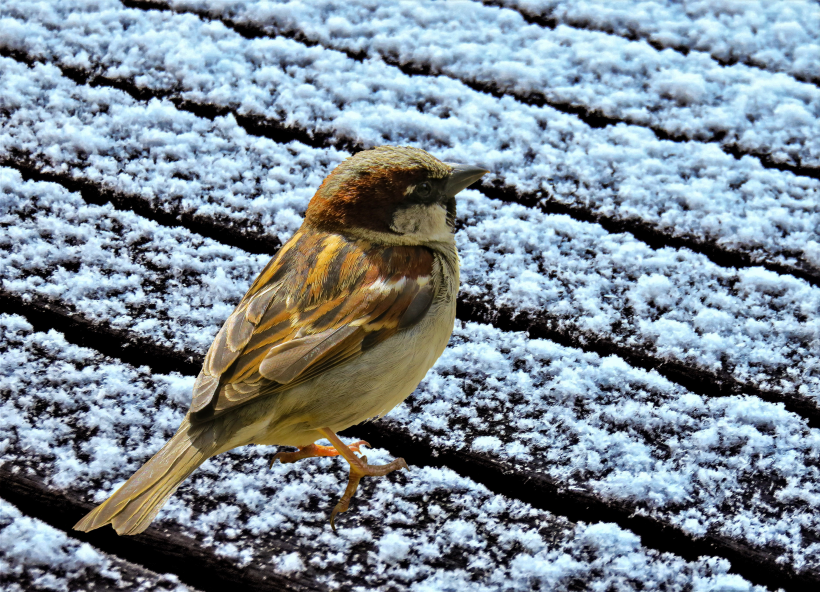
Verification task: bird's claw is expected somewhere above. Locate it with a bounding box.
[347,440,369,455]
[329,455,409,533]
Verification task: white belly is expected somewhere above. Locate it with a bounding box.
[247,248,459,447]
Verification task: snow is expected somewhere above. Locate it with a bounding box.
[0,0,818,587]
[0,3,818,281]
[495,0,820,84]
[164,0,820,166]
[391,320,820,570]
[4,163,818,416]
[0,166,267,354]
[2,164,820,570]
[0,314,766,590]
[457,194,820,406]
[0,498,191,592]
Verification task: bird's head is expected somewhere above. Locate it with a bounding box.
[305,146,488,245]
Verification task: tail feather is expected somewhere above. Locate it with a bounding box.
[74,419,207,535]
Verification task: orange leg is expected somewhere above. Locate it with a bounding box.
[316,427,408,533]
[271,440,369,467]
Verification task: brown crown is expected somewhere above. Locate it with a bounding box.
[305,146,451,233]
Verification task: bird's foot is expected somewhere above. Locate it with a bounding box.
[271,440,369,468]
[330,454,409,533]
[312,427,409,532]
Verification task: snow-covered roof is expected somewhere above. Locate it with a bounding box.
[0,0,818,590]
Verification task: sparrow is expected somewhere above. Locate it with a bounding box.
[74,145,488,535]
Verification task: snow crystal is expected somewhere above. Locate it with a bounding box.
[3,164,819,568]
[0,314,769,590]
[0,498,190,592]
[0,2,817,279]
[471,435,503,453]
[169,0,820,168]
[274,552,305,574]
[497,0,820,84]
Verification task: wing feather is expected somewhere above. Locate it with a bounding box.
[189,230,435,418]
[226,314,255,352]
[258,325,360,384]
[246,285,279,324]
[205,327,238,376]
[190,373,219,413]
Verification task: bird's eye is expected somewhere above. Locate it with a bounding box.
[417,182,432,198]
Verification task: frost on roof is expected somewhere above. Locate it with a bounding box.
[0,5,819,281]
[395,320,820,574]
[456,194,820,407]
[162,0,820,166]
[0,498,192,592]
[0,57,345,246]
[0,0,818,587]
[496,0,820,84]
[0,166,267,354]
[2,167,820,574]
[0,313,766,591]
[3,155,819,410]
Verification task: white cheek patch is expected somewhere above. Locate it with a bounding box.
[391,204,451,242]
[391,206,422,235]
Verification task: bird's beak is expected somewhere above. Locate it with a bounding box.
[445,163,490,197]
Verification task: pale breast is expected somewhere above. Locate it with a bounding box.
[254,245,459,446]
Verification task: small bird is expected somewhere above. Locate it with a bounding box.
[74,146,488,535]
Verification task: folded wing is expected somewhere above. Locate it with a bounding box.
[190,231,435,417]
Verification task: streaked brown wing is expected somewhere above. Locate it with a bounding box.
[189,230,435,416]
